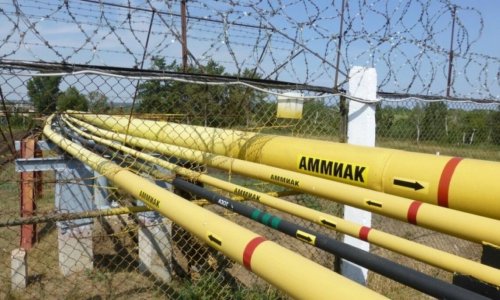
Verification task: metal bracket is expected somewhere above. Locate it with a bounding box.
[15,140,57,152]
[15,157,70,172]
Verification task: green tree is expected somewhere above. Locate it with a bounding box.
[26,76,61,114]
[178,60,226,126]
[378,107,412,140]
[57,87,88,111]
[136,57,177,113]
[219,68,265,127]
[376,103,394,138]
[421,102,447,142]
[137,57,264,127]
[293,100,339,137]
[408,104,424,142]
[445,108,465,144]
[462,110,490,144]
[87,91,110,113]
[490,105,500,145]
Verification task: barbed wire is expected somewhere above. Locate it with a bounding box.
[0,0,497,100]
[1,60,497,105]
[2,3,499,299]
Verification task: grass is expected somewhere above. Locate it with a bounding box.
[176,273,284,300]
[377,137,500,161]
[0,162,58,299]
[0,159,286,299]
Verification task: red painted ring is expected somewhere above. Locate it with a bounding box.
[242,236,267,270]
[407,201,423,225]
[437,157,463,207]
[358,226,372,241]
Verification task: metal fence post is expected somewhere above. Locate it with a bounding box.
[94,171,110,209]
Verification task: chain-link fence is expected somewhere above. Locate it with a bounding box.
[1,0,499,299]
[0,68,498,299]
[0,123,340,299]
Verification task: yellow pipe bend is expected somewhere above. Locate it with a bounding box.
[65,114,500,248]
[62,115,500,287]
[45,115,384,299]
[68,111,500,220]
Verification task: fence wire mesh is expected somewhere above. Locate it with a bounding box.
[0,69,497,299]
[0,0,499,299]
[0,146,338,299]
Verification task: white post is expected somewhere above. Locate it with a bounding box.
[11,248,27,290]
[137,166,173,283]
[56,161,94,276]
[341,66,377,284]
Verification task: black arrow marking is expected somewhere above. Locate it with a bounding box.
[393,179,424,191]
[366,200,382,208]
[320,219,337,228]
[296,232,314,244]
[208,235,222,246]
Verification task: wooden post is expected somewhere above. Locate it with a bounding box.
[181,0,188,72]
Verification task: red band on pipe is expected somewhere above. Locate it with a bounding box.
[358,226,372,241]
[407,201,423,225]
[243,236,266,270]
[438,157,463,207]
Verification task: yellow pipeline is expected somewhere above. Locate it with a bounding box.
[65,114,500,247]
[68,111,500,220]
[62,115,500,286]
[45,115,383,299]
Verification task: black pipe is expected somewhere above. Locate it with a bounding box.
[172,177,487,300]
[59,116,205,177]
[57,116,113,158]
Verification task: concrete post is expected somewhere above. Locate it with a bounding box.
[15,144,96,277]
[341,66,377,284]
[137,169,173,282]
[10,248,27,290]
[55,160,95,276]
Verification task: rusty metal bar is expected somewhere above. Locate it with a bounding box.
[19,138,38,249]
[0,206,150,227]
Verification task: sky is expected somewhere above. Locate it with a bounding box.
[456,0,499,57]
[0,0,498,101]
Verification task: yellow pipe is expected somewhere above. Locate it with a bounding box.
[45,115,383,299]
[65,114,500,248]
[62,115,500,286]
[68,111,500,220]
